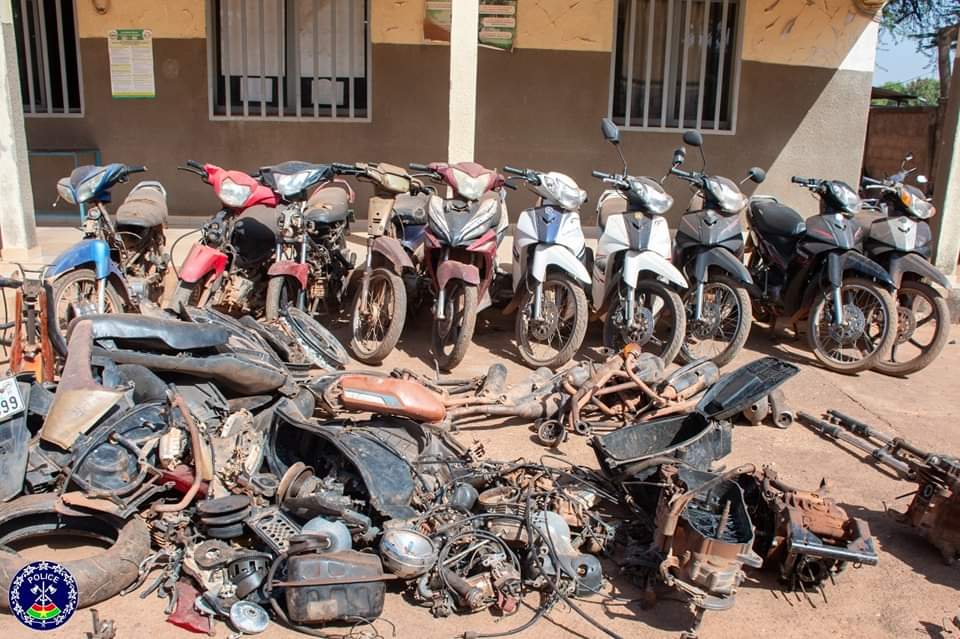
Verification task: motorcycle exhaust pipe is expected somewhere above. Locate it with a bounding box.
[832,285,844,326]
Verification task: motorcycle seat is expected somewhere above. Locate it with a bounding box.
[392,193,429,226]
[749,199,806,237]
[598,193,627,230]
[77,313,230,352]
[115,181,168,228]
[305,186,350,224]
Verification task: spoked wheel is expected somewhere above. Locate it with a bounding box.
[516,274,588,368]
[603,280,686,364]
[265,275,301,321]
[283,306,349,369]
[350,268,407,365]
[807,277,897,374]
[680,275,752,368]
[874,280,950,376]
[50,268,124,351]
[431,280,478,372]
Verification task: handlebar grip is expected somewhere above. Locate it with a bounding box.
[790,176,808,185]
[0,276,22,289]
[503,182,518,191]
[186,160,204,170]
[126,165,147,175]
[591,170,609,179]
[409,163,430,171]
[332,162,357,172]
[861,176,883,186]
[503,166,525,176]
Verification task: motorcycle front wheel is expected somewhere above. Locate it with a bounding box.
[874,280,950,376]
[350,268,407,365]
[806,277,897,374]
[265,275,301,321]
[167,275,211,313]
[431,280,478,371]
[515,273,588,369]
[679,274,752,368]
[50,268,125,353]
[603,280,686,364]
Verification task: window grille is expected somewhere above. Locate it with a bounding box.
[13,0,83,116]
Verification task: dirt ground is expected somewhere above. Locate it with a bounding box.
[2,227,959,638]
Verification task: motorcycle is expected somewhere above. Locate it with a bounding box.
[859,153,952,375]
[256,161,356,320]
[590,118,689,362]
[334,162,431,365]
[503,165,590,368]
[746,177,898,373]
[169,161,279,315]
[48,163,169,349]
[671,130,765,367]
[410,161,511,371]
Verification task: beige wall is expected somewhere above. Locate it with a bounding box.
[77,0,205,39]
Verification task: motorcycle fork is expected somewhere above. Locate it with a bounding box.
[693,280,705,321]
[435,248,450,320]
[531,279,544,321]
[832,285,845,326]
[624,283,637,329]
[827,252,845,325]
[359,237,374,313]
[298,232,308,309]
[96,278,107,313]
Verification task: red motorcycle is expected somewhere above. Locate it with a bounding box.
[408,161,512,370]
[169,161,279,315]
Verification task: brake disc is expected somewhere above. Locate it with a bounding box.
[828,304,866,344]
[895,305,917,344]
[528,300,560,342]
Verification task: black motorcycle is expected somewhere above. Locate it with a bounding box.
[671,130,765,367]
[859,154,952,375]
[746,177,898,373]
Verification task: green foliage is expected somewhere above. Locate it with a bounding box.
[878,78,942,104]
[882,1,960,45]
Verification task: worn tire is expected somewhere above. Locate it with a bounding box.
[603,280,686,365]
[0,494,151,609]
[167,275,209,313]
[432,281,479,372]
[679,275,753,368]
[515,273,589,369]
[350,268,407,365]
[806,277,897,374]
[265,275,301,321]
[50,268,125,357]
[874,280,951,376]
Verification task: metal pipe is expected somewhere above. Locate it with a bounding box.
[152,393,204,513]
[832,285,844,326]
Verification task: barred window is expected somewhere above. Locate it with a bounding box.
[13,0,84,116]
[208,0,370,120]
[610,0,741,132]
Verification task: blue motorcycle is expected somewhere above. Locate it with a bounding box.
[49,163,170,351]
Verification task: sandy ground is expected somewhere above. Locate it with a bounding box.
[1,226,959,638]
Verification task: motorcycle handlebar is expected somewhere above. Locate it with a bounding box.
[791,175,814,185]
[332,162,359,173]
[503,165,525,176]
[0,276,22,289]
[591,170,610,179]
[125,165,147,175]
[408,163,431,172]
[186,160,205,170]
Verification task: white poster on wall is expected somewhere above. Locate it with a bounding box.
[108,29,156,98]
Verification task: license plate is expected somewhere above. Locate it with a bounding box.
[0,377,25,421]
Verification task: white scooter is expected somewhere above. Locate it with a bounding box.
[590,118,689,363]
[504,165,590,368]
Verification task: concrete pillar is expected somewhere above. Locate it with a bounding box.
[933,55,960,276]
[447,0,479,163]
[0,2,36,253]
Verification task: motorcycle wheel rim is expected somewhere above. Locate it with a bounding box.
[812,283,889,365]
[683,281,741,360]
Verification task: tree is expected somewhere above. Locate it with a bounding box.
[882,1,960,101]
[878,78,942,104]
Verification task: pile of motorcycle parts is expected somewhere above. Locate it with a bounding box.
[800,409,960,563]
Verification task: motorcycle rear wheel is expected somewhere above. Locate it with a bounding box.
[874,280,950,376]
[350,268,407,365]
[679,274,752,368]
[603,280,686,364]
[515,273,588,369]
[806,277,897,374]
[432,280,478,372]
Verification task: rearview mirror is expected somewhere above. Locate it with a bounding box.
[748,167,766,184]
[916,174,929,185]
[672,147,686,166]
[601,118,620,144]
[682,130,703,147]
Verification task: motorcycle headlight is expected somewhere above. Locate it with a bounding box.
[704,177,748,214]
[827,180,861,214]
[541,173,587,211]
[276,171,316,197]
[902,185,935,219]
[75,171,105,204]
[451,168,490,201]
[629,177,673,215]
[218,178,253,208]
[56,179,77,205]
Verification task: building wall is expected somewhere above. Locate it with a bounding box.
[863,106,937,193]
[25,0,880,219]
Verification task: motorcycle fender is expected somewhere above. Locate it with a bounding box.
[530,244,591,286]
[337,374,447,423]
[437,261,480,291]
[691,247,753,285]
[267,261,309,289]
[622,250,688,290]
[47,239,114,280]
[179,244,229,283]
[888,252,951,289]
[371,236,414,274]
[838,251,895,288]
